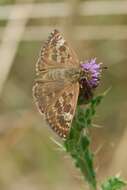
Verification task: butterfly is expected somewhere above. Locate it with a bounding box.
[32,29,95,138]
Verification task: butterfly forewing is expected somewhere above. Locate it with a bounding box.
[36,29,79,74]
[33,29,79,138]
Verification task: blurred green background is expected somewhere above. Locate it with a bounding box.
[0,0,127,189]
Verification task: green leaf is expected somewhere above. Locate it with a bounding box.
[64,93,109,190]
[101,176,127,190]
[80,135,90,151]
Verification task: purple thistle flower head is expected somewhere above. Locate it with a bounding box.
[80,58,102,89]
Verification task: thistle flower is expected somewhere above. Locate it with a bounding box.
[78,58,104,103]
[81,58,102,89]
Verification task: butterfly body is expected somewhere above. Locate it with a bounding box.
[35,67,82,84]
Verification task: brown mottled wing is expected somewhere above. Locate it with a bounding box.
[46,83,79,138]
[33,80,66,114]
[36,29,79,74]
[33,29,80,138]
[33,80,79,138]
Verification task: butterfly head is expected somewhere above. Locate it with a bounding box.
[80,58,104,89]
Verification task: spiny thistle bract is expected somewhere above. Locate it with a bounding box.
[63,59,126,190]
[64,92,126,190]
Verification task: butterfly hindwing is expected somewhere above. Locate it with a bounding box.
[33,80,66,114]
[46,83,79,138]
[33,80,79,138]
